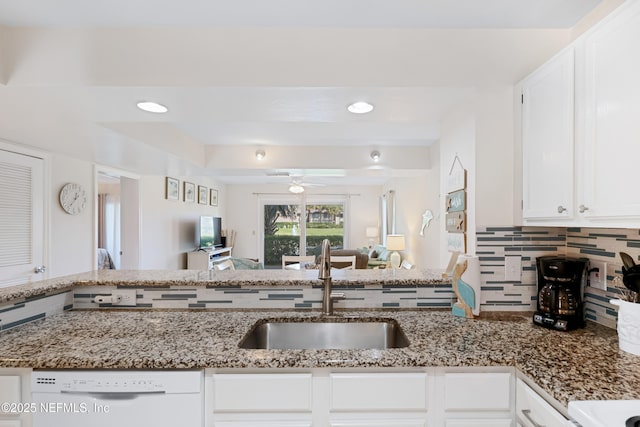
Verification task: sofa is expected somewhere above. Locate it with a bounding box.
[367,245,400,268]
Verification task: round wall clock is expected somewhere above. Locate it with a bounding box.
[59,183,87,215]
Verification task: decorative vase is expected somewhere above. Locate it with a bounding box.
[611,299,640,355]
[452,254,481,318]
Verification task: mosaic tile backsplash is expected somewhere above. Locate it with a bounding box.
[476,226,567,311]
[72,283,455,311]
[476,226,640,328]
[0,291,73,332]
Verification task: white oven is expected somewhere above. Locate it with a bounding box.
[31,370,202,427]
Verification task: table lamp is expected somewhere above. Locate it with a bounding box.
[386,234,405,269]
[366,226,379,248]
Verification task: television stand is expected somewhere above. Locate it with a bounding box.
[186,247,233,270]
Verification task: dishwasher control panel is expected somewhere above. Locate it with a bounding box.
[31,370,202,394]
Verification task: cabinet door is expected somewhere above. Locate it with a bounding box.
[446,420,511,427]
[516,379,567,427]
[443,372,512,412]
[212,373,312,412]
[330,421,426,427]
[330,373,428,412]
[581,2,640,220]
[0,376,21,415]
[521,48,575,220]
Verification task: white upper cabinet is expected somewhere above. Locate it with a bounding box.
[579,2,640,222]
[521,1,640,227]
[522,47,575,220]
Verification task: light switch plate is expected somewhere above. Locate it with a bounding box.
[505,255,522,282]
[589,261,607,290]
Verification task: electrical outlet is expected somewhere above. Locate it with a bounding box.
[589,261,607,290]
[505,255,522,281]
[112,289,137,306]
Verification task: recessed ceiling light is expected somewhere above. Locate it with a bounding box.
[347,101,374,114]
[136,101,168,113]
[370,150,381,162]
[255,149,266,160]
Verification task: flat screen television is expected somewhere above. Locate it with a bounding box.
[198,216,223,249]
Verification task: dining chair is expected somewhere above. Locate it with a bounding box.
[330,255,357,270]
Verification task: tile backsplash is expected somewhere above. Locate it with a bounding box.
[476,225,640,328]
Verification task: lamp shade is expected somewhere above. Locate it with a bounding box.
[386,234,405,251]
[366,227,379,238]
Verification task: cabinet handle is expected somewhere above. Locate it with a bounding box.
[34,265,46,274]
[521,409,546,427]
[579,205,589,213]
[557,206,567,214]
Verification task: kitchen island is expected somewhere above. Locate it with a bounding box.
[0,308,636,407]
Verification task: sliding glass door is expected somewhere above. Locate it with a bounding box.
[261,197,347,268]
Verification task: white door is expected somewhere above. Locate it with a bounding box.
[0,149,45,287]
[521,47,575,220]
[580,2,640,220]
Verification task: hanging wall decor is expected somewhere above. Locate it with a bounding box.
[446,154,467,252]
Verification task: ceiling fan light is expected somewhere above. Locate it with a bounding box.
[347,101,374,114]
[370,150,381,162]
[289,184,305,194]
[136,101,168,113]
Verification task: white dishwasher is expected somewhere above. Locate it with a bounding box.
[31,370,202,427]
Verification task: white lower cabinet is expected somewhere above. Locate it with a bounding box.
[206,372,313,426]
[445,421,512,427]
[516,378,567,427]
[329,372,429,427]
[0,369,31,427]
[437,370,515,427]
[206,367,523,427]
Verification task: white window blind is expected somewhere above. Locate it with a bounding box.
[0,160,33,267]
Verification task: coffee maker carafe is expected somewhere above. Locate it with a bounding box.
[533,256,587,331]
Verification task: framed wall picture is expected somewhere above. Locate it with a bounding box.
[166,177,179,200]
[198,185,208,205]
[184,181,195,203]
[210,189,218,207]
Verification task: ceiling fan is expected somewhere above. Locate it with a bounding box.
[288,177,324,193]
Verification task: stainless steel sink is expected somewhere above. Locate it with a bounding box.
[239,319,409,350]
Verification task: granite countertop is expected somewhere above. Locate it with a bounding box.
[0,309,637,407]
[0,268,447,303]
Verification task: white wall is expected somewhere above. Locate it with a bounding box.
[138,175,226,269]
[49,154,95,277]
[474,86,516,226]
[437,87,517,266]
[383,169,440,268]
[439,101,476,265]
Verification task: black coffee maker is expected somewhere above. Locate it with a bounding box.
[533,256,587,331]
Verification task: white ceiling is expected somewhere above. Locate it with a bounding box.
[0,0,601,28]
[0,0,604,186]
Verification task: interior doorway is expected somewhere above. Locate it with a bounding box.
[95,168,140,270]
